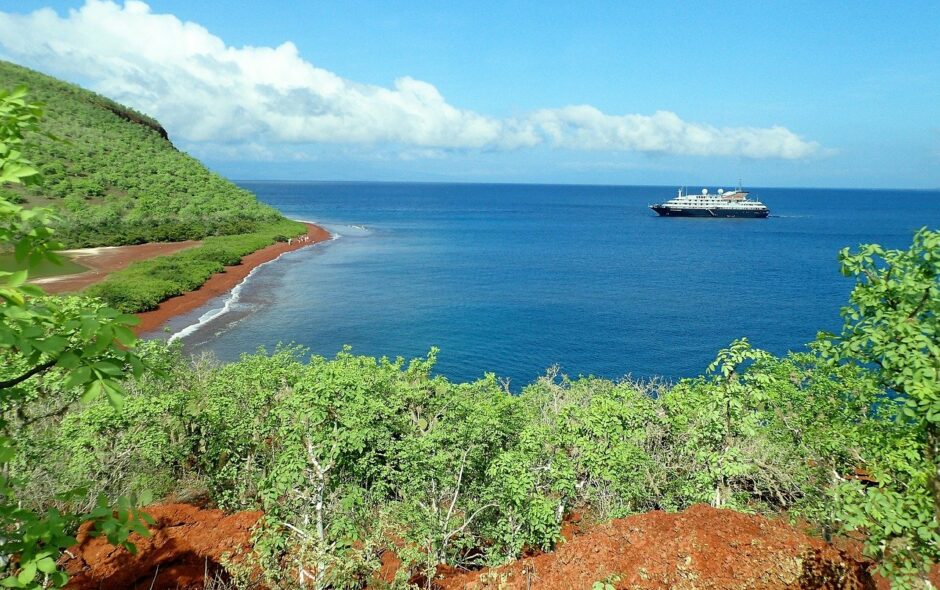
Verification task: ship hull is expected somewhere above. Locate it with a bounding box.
[651,206,768,218]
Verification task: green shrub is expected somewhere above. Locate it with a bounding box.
[85,219,305,312]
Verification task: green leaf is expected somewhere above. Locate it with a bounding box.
[81,379,104,403]
[3,270,27,288]
[49,571,68,587]
[92,361,123,377]
[56,351,80,369]
[35,557,56,575]
[116,313,141,327]
[113,325,136,347]
[0,444,15,463]
[33,336,68,355]
[63,366,92,390]
[16,563,36,585]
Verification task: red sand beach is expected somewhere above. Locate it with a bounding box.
[33,240,201,294]
[134,222,331,334]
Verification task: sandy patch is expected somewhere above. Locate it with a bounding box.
[33,241,201,294]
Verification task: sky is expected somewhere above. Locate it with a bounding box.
[0,1,938,188]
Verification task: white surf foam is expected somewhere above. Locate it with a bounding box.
[167,224,338,343]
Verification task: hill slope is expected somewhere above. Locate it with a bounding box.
[0,60,283,247]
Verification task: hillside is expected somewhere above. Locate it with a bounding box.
[0,60,284,247]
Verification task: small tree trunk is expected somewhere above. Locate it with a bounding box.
[315,474,326,590]
[926,422,940,525]
[304,436,332,590]
[715,393,733,509]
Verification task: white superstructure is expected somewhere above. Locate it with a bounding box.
[663,188,768,211]
[650,186,770,218]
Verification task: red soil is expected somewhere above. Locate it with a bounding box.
[60,503,937,590]
[62,503,261,590]
[134,222,330,334]
[435,504,876,590]
[33,241,201,294]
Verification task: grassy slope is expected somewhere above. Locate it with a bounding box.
[0,60,292,247]
[0,61,305,311]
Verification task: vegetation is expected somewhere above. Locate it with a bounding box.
[1,77,936,589]
[823,229,940,583]
[0,86,150,589]
[0,61,285,248]
[9,305,935,588]
[0,252,86,278]
[86,218,301,312]
[0,63,306,313]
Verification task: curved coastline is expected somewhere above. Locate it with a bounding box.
[133,222,332,335]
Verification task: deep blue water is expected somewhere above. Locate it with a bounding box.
[170,182,939,386]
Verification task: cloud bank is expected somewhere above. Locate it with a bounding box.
[0,1,821,159]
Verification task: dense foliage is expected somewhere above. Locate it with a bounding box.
[0,61,285,247]
[0,87,150,589]
[12,314,936,588]
[824,229,940,584]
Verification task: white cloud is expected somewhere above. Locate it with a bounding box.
[0,1,821,159]
[529,107,820,158]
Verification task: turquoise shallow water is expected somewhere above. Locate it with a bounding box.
[171,182,939,385]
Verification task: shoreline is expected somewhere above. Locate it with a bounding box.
[133,222,331,335]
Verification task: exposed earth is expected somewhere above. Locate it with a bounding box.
[62,503,261,590]
[61,502,938,590]
[435,504,874,590]
[31,240,200,293]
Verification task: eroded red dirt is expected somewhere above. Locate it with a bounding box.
[435,504,876,590]
[61,503,936,590]
[62,503,261,590]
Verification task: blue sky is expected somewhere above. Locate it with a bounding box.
[1,0,939,188]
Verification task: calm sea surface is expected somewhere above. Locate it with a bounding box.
[168,183,939,385]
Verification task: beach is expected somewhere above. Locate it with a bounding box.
[133,222,331,335]
[33,240,202,293]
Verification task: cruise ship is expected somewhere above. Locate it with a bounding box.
[650,187,769,218]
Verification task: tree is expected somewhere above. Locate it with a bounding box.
[822,229,940,587]
[1,86,150,590]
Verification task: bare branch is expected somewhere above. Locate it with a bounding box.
[445,447,472,528]
[0,359,57,390]
[443,503,497,546]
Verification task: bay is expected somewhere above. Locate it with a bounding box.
[175,182,939,386]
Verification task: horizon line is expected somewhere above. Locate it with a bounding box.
[228,178,940,192]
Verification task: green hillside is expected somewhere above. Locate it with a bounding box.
[0,61,305,312]
[0,60,285,247]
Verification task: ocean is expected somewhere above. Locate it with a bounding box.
[163,182,939,386]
